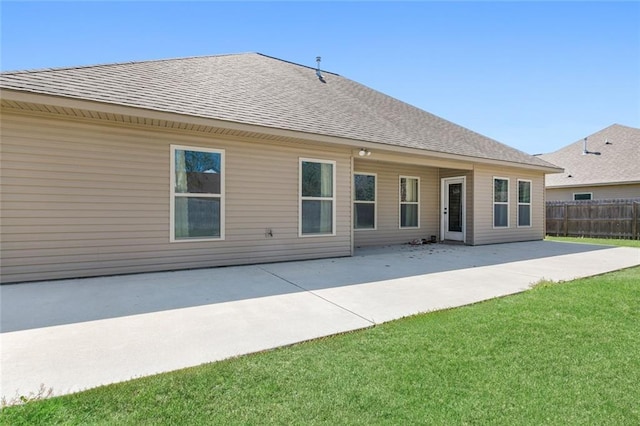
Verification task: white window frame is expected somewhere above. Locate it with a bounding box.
[353,172,377,231]
[573,192,593,201]
[399,175,420,229]
[493,177,510,229]
[517,179,532,228]
[170,144,225,242]
[299,158,337,237]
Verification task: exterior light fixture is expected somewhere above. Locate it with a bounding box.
[359,148,371,157]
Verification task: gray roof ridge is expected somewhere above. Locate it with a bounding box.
[595,123,625,133]
[576,122,639,140]
[1,52,342,78]
[0,52,257,75]
[254,53,340,77]
[606,123,638,131]
[539,123,639,156]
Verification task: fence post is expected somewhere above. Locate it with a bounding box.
[563,203,569,237]
[633,202,638,240]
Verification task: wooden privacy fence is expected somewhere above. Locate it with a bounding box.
[546,199,640,239]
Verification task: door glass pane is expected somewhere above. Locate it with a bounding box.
[354,203,375,229]
[448,183,462,232]
[302,200,333,234]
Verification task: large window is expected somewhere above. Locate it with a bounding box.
[171,145,224,241]
[493,177,509,228]
[400,176,419,228]
[354,173,376,230]
[300,159,335,236]
[518,179,532,227]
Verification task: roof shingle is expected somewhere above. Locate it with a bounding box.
[1,52,556,169]
[538,124,640,187]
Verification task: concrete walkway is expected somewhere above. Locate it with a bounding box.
[2,241,639,402]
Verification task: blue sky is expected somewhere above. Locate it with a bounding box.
[2,1,638,155]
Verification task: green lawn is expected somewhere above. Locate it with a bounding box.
[2,266,639,425]
[546,235,640,248]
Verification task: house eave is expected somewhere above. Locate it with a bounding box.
[546,180,640,189]
[1,88,559,173]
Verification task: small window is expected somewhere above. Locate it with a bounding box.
[171,145,224,241]
[493,177,509,228]
[400,176,419,228]
[300,159,336,236]
[517,180,532,227]
[573,192,592,201]
[354,173,376,230]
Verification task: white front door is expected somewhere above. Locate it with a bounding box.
[441,177,466,242]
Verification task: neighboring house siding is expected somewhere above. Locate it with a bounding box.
[472,165,545,245]
[353,160,439,247]
[0,111,352,283]
[546,184,640,201]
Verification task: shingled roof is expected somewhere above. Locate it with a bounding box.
[538,124,640,187]
[1,52,556,169]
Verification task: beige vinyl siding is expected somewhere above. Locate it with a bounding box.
[546,184,640,201]
[472,165,546,245]
[353,160,439,247]
[0,111,352,283]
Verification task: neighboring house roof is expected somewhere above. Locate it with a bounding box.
[538,124,640,188]
[0,52,557,169]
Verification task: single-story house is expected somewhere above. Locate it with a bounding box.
[538,124,640,201]
[0,53,561,284]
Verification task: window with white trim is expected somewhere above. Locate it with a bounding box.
[300,159,336,236]
[573,192,592,201]
[354,173,376,230]
[400,176,419,228]
[517,179,532,227]
[493,177,509,228]
[171,145,224,241]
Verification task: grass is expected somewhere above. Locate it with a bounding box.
[546,235,640,248]
[2,266,640,425]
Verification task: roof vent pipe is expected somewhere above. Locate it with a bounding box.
[582,137,601,156]
[315,56,326,83]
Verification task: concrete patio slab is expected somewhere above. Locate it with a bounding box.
[308,245,640,324]
[2,291,371,400]
[1,241,639,403]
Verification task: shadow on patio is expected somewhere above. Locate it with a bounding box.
[0,240,610,332]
